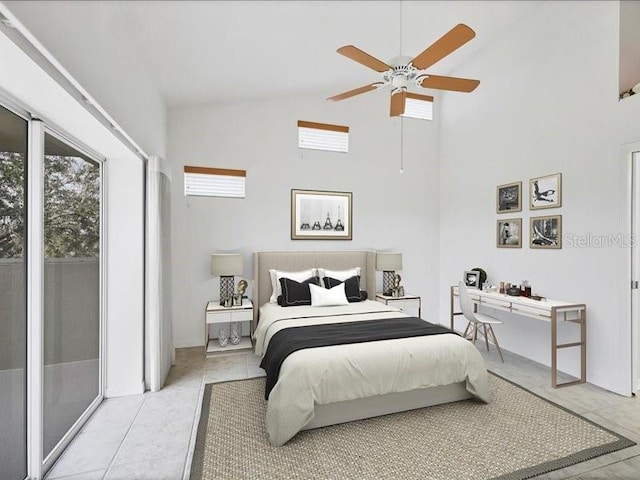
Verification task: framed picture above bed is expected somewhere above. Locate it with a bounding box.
[291,189,352,240]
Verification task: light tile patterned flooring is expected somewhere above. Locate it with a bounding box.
[45,347,640,480]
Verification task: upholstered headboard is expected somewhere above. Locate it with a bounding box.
[252,251,377,325]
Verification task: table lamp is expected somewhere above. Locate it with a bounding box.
[376,252,402,296]
[211,253,244,306]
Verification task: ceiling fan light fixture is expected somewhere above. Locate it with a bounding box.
[390,91,433,121]
[391,75,409,89]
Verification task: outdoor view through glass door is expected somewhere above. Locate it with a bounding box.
[0,106,28,480]
[42,132,101,459]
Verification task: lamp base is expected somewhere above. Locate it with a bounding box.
[382,271,395,296]
[219,276,235,306]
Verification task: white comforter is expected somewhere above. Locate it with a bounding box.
[254,300,489,446]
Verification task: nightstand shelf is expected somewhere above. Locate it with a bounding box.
[375,293,422,318]
[205,300,253,356]
[206,336,252,354]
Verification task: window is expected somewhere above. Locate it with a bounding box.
[390,92,433,120]
[184,166,246,198]
[297,120,349,153]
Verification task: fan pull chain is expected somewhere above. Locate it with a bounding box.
[398,0,403,57]
[399,0,404,174]
[400,116,404,174]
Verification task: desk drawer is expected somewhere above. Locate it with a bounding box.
[480,297,511,310]
[511,304,551,319]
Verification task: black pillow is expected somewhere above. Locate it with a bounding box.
[278,276,319,307]
[323,275,363,302]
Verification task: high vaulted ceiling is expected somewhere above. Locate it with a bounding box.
[5,1,541,107]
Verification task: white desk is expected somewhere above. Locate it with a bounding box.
[450,286,586,388]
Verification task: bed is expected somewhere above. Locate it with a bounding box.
[252,251,489,446]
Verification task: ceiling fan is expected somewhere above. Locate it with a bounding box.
[327,24,480,116]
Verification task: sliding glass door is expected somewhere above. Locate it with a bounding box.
[0,97,103,479]
[42,132,101,459]
[0,105,28,480]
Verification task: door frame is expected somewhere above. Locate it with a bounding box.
[627,140,640,393]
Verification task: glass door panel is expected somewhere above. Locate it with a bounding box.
[42,133,101,458]
[0,105,28,480]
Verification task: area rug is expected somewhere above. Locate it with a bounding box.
[190,374,634,480]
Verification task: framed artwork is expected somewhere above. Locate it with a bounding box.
[291,189,352,240]
[496,218,522,248]
[530,215,562,249]
[530,173,562,210]
[496,181,522,213]
[464,270,481,289]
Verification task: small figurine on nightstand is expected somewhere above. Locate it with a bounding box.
[237,279,247,296]
[234,280,248,306]
[392,274,405,297]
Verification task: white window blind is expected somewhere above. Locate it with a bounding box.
[403,94,433,120]
[390,92,433,121]
[298,120,349,153]
[183,166,246,198]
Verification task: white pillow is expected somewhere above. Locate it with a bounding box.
[318,267,361,281]
[309,282,349,307]
[269,268,316,303]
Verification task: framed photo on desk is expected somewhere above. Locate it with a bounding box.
[464,270,481,288]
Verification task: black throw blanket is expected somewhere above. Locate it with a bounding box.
[260,317,455,400]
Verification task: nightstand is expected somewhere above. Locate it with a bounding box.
[375,293,422,318]
[205,300,253,355]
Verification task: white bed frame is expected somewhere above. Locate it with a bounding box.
[252,250,471,431]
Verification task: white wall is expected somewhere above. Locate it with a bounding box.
[3,0,166,157]
[439,1,640,395]
[168,93,441,347]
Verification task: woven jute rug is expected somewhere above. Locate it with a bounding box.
[190,374,634,480]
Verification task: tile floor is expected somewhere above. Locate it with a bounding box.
[45,346,640,480]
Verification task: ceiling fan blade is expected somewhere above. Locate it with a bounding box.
[419,74,480,93]
[337,45,391,72]
[327,83,383,101]
[411,24,476,70]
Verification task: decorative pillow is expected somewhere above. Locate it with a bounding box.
[309,282,349,307]
[323,275,363,302]
[317,267,361,282]
[278,276,319,307]
[359,290,368,301]
[269,268,316,303]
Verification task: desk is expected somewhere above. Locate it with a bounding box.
[450,286,586,388]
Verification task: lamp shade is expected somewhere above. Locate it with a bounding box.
[210,254,243,276]
[376,252,402,271]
